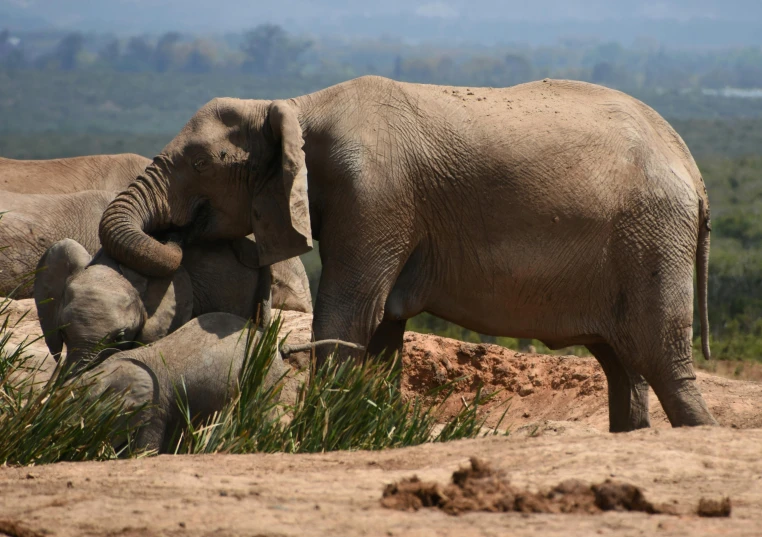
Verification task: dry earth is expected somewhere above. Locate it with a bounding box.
[1,300,762,536]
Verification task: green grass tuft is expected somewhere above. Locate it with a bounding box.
[0,297,145,466]
[172,316,509,455]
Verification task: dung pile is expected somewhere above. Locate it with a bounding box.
[382,457,730,518]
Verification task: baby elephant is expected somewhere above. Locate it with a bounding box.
[82,312,359,452]
[34,236,312,368]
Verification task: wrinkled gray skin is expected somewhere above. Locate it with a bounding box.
[79,313,290,453]
[34,236,312,368]
[0,154,150,194]
[0,190,117,298]
[98,76,716,432]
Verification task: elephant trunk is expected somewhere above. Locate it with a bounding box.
[99,172,182,277]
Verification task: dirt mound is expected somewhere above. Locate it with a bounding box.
[401,332,762,430]
[381,457,681,516]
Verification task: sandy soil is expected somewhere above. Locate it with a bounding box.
[0,426,760,537]
[1,305,762,536]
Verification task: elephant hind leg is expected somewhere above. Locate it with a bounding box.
[587,342,650,432]
[610,317,717,428]
[633,326,717,428]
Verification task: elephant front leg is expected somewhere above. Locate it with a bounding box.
[587,343,650,432]
[134,411,167,454]
[312,262,400,367]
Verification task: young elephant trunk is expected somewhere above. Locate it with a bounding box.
[99,173,182,277]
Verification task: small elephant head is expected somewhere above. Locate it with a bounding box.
[77,356,161,450]
[34,239,193,369]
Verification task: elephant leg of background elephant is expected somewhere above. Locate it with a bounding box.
[587,343,650,432]
[367,319,407,367]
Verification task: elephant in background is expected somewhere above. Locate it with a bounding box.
[97,75,716,432]
[0,190,118,298]
[0,153,150,194]
[34,235,312,368]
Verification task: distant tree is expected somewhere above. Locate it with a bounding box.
[99,39,120,66]
[55,32,84,71]
[504,54,534,83]
[591,61,616,84]
[400,57,438,82]
[183,40,216,73]
[154,32,181,72]
[240,24,311,76]
[121,36,154,71]
[0,29,25,71]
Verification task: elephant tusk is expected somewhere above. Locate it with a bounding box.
[279,339,365,356]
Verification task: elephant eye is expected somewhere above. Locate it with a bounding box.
[113,330,126,343]
[192,158,207,172]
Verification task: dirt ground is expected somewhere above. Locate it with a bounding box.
[1,426,760,537]
[2,306,762,536]
[400,332,762,431]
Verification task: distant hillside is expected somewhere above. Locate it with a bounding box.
[2,0,762,46]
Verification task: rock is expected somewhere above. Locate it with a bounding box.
[519,384,535,397]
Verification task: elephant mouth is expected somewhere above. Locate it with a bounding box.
[149,199,215,248]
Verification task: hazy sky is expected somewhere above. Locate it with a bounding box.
[3,0,762,45]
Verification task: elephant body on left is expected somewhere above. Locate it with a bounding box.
[0,190,117,298]
[34,236,312,368]
[0,154,150,194]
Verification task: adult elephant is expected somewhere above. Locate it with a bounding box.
[0,154,150,194]
[0,190,117,297]
[98,76,715,432]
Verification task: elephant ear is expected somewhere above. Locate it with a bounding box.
[34,239,92,356]
[89,357,158,407]
[251,100,313,266]
[271,258,313,313]
[230,235,260,269]
[121,264,194,343]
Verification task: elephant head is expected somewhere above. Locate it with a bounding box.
[98,98,313,277]
[34,239,193,368]
[75,356,160,450]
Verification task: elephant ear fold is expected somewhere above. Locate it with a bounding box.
[134,266,193,344]
[271,257,313,313]
[89,357,159,410]
[34,239,92,356]
[251,100,313,267]
[230,235,261,269]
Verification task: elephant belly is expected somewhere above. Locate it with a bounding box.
[421,242,610,343]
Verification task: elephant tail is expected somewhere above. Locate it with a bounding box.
[697,198,711,360]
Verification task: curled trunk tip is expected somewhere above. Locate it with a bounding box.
[99,178,183,277]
